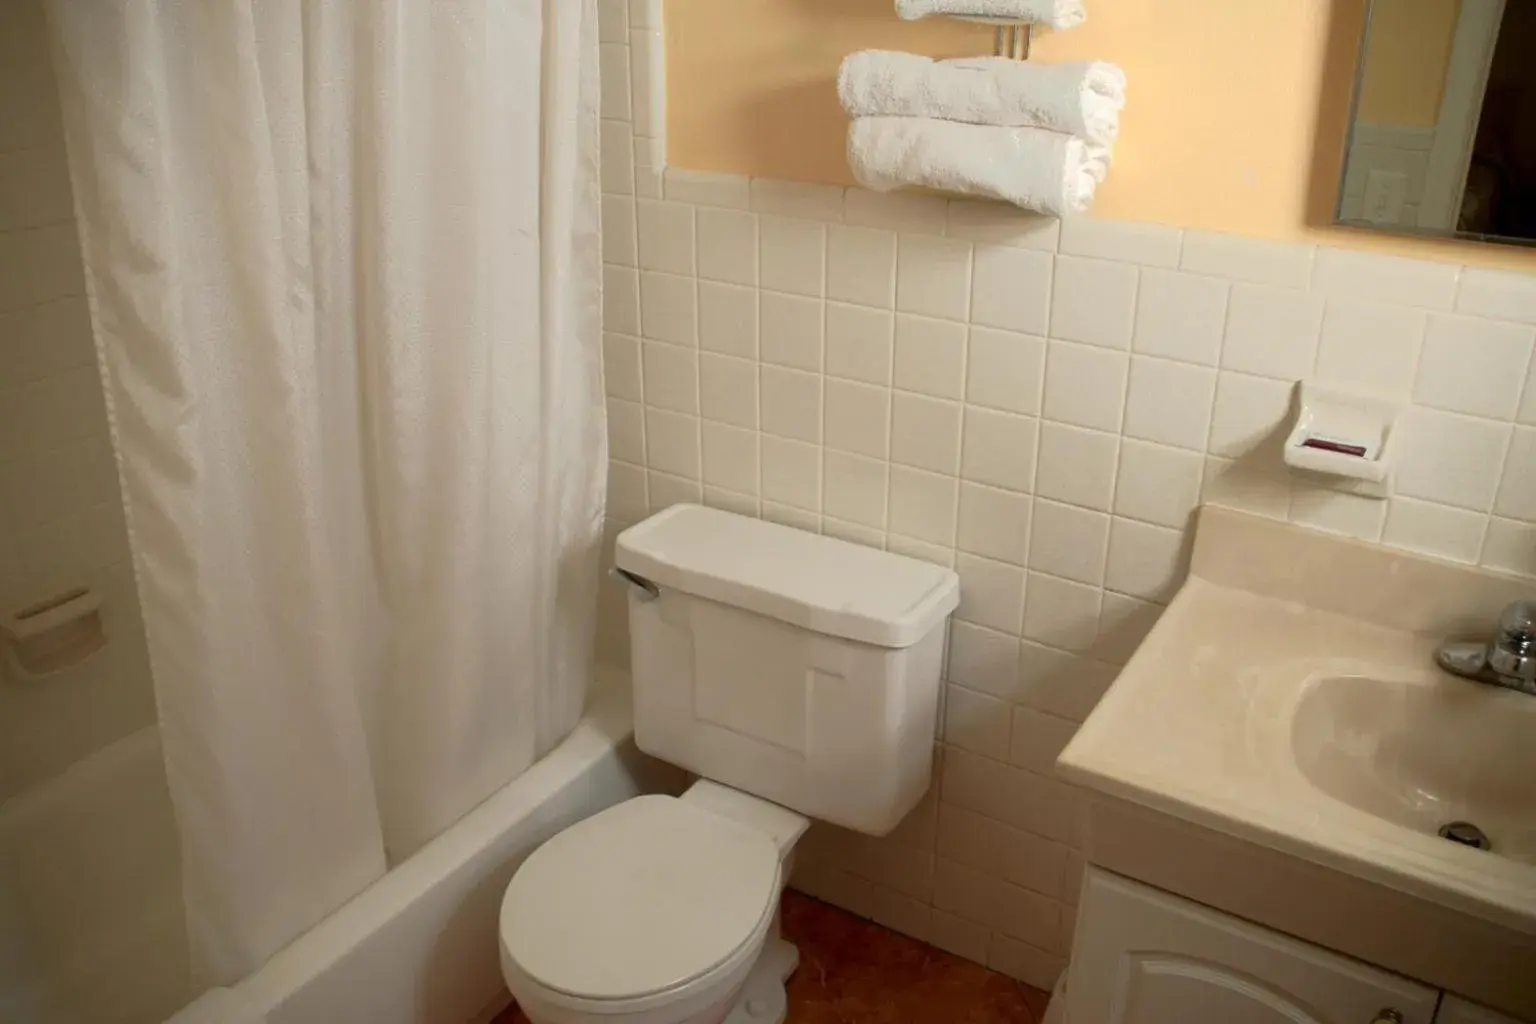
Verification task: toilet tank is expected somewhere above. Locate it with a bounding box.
[614,505,960,836]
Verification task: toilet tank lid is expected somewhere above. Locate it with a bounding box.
[615,505,959,648]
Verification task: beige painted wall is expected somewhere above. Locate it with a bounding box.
[1357,0,1460,127]
[665,0,1536,269]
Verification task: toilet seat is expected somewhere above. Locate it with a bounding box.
[500,795,782,1018]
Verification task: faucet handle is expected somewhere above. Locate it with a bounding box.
[1490,599,1536,684]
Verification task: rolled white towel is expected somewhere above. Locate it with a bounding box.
[847,117,1110,218]
[895,0,1086,31]
[839,51,1125,145]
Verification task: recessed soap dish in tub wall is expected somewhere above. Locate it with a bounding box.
[1283,384,1400,500]
[3,586,106,680]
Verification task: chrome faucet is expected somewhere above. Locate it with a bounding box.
[1436,600,1536,696]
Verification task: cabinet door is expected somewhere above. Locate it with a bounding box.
[1437,996,1533,1024]
[1067,869,1440,1024]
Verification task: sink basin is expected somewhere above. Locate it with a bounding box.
[1291,675,1536,866]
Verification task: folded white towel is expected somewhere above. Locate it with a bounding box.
[839,52,1125,145]
[895,0,1086,31]
[848,117,1109,217]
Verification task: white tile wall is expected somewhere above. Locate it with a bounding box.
[598,11,1536,993]
[0,0,155,802]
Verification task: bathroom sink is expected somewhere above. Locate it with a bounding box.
[1290,675,1536,866]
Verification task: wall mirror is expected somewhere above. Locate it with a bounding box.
[1338,0,1535,246]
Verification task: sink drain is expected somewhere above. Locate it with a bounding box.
[1438,821,1492,851]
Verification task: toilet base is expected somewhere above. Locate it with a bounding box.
[723,938,798,1024]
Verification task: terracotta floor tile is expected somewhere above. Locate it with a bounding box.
[495,890,1050,1023]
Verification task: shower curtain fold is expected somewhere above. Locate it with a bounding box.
[46,0,603,984]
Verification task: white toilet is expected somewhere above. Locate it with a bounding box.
[498,504,960,1024]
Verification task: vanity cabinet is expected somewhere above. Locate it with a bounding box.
[1068,869,1442,1024]
[1437,998,1529,1024]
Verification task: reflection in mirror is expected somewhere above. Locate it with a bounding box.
[1338,0,1536,246]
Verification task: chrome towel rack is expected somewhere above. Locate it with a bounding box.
[952,15,1034,60]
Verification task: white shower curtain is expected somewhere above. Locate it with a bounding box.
[47,0,604,983]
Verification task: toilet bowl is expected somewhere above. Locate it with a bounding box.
[499,505,960,1024]
[500,784,808,1024]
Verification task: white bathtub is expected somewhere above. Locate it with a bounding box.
[234,665,679,1024]
[0,724,190,1024]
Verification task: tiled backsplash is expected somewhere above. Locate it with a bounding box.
[592,0,1535,992]
[0,0,155,801]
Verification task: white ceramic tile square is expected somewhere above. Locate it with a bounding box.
[698,353,758,429]
[967,327,1045,416]
[599,42,632,120]
[601,195,637,267]
[823,450,889,528]
[956,553,1027,634]
[1132,269,1229,366]
[640,271,697,346]
[760,436,821,511]
[936,802,1013,878]
[1104,517,1187,601]
[1034,422,1119,512]
[1457,268,1536,326]
[597,0,629,42]
[824,378,891,459]
[895,314,968,400]
[945,684,1014,761]
[1041,340,1129,433]
[1312,248,1459,310]
[759,216,826,297]
[760,291,824,371]
[1395,406,1511,511]
[641,340,698,414]
[822,517,885,549]
[749,179,846,221]
[1007,706,1077,777]
[644,408,700,479]
[1207,371,1296,458]
[599,119,635,195]
[761,501,819,531]
[827,224,898,308]
[886,533,954,568]
[971,245,1052,336]
[1017,643,1116,722]
[891,392,963,474]
[1482,518,1536,576]
[1494,427,1536,521]
[696,207,758,286]
[1521,357,1536,425]
[606,398,646,464]
[1095,592,1165,666]
[897,234,973,321]
[704,487,760,519]
[1201,455,1292,521]
[701,421,759,495]
[1122,356,1216,451]
[845,188,949,235]
[665,169,752,210]
[603,265,640,336]
[608,459,648,521]
[602,332,643,401]
[636,200,694,275]
[1179,231,1314,289]
[826,302,895,385]
[628,28,661,136]
[1221,284,1324,380]
[1028,499,1110,586]
[1022,571,1103,653]
[1413,314,1534,421]
[947,621,1023,701]
[961,407,1038,492]
[1288,489,1387,542]
[888,466,958,546]
[946,200,1060,250]
[1058,219,1181,268]
[697,280,757,357]
[958,482,1032,565]
[1381,497,1486,564]
[1114,440,1204,529]
[760,365,823,444]
[1049,256,1138,350]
